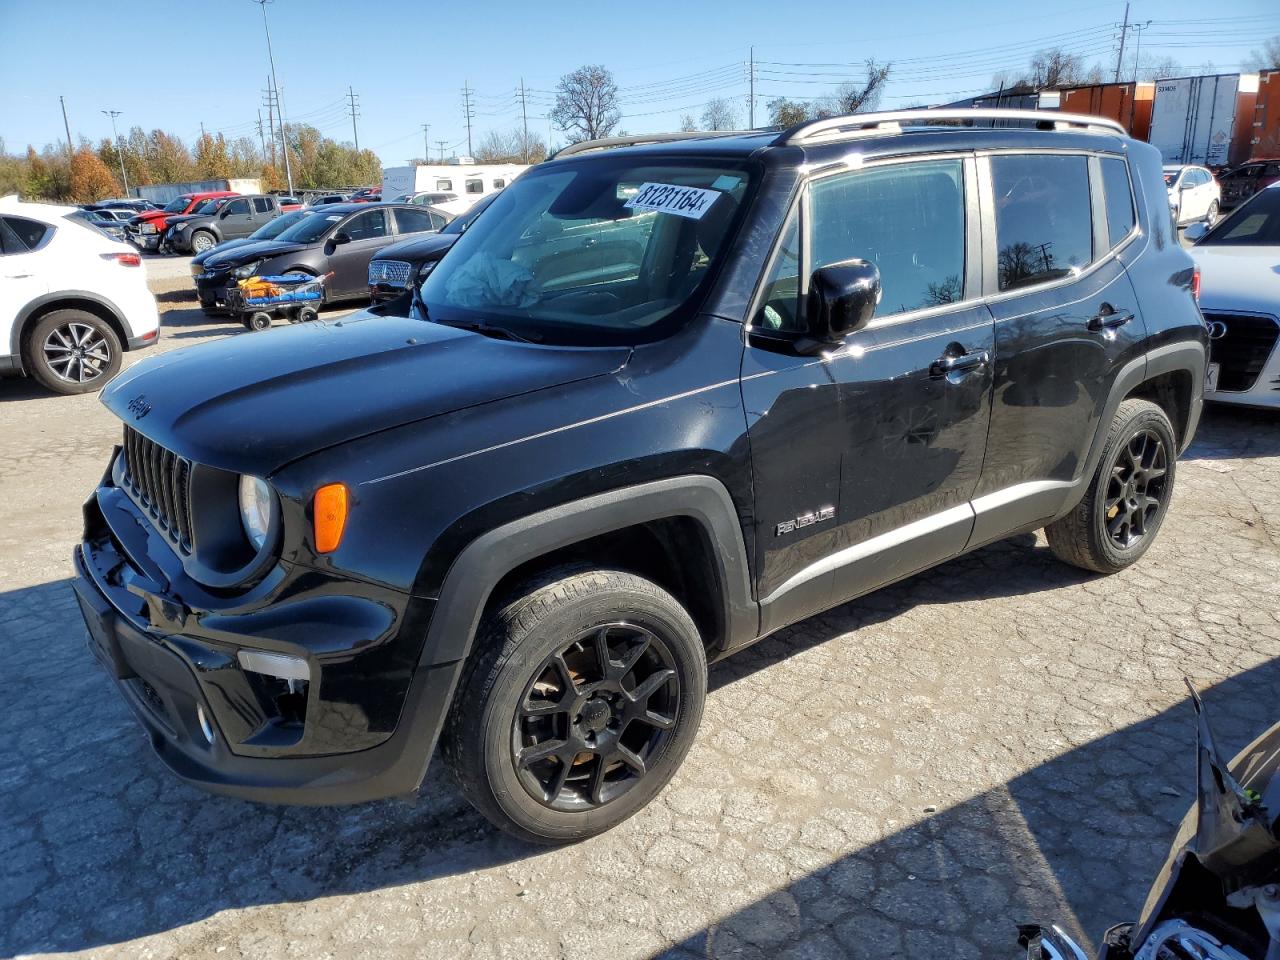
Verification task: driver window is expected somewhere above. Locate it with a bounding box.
[809,159,966,316]
[224,198,251,216]
[343,210,388,241]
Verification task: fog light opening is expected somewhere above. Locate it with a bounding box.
[196,703,216,744]
[238,650,311,728]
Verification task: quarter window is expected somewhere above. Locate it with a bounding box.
[466,178,484,194]
[1100,158,1136,248]
[809,159,966,317]
[991,154,1093,291]
[753,212,802,332]
[2,216,49,251]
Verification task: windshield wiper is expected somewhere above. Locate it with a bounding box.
[435,316,544,343]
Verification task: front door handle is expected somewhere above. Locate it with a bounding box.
[930,350,989,377]
[1088,305,1134,331]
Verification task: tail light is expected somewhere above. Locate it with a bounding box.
[102,252,142,267]
[1191,265,1201,303]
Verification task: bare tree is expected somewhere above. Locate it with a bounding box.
[678,114,697,132]
[1027,48,1085,88]
[831,60,892,114]
[1133,54,1182,82]
[700,98,740,131]
[475,127,547,164]
[767,98,811,128]
[550,64,621,143]
[1244,36,1280,72]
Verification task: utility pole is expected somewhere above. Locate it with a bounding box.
[1131,21,1152,82]
[59,96,73,158]
[256,109,267,157]
[519,78,529,162]
[421,124,430,162]
[1114,2,1130,83]
[748,46,755,129]
[252,0,292,194]
[262,79,277,167]
[461,82,474,157]
[436,139,448,163]
[200,121,207,142]
[346,85,361,152]
[101,110,129,194]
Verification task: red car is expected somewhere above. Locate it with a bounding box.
[349,187,382,203]
[127,191,239,251]
[1218,159,1280,209]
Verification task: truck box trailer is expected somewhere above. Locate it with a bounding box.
[1149,73,1260,168]
[1251,69,1280,161]
[1059,82,1154,140]
[133,178,262,204]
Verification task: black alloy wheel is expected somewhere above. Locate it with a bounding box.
[512,622,680,811]
[1104,429,1168,548]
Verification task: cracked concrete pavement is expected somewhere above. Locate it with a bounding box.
[1,266,1278,959]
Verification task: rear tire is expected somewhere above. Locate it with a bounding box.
[297,306,319,324]
[246,312,273,331]
[1044,399,1177,574]
[1205,200,1219,224]
[442,568,707,844]
[25,309,122,395]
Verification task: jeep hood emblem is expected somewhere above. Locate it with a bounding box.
[127,395,152,420]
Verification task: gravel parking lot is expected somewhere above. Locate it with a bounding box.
[1,266,1278,959]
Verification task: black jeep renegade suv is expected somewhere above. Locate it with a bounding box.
[75,111,1207,843]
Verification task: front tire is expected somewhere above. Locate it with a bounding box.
[25,309,122,395]
[190,231,216,254]
[442,568,707,844]
[1045,398,1177,574]
[1205,200,1219,224]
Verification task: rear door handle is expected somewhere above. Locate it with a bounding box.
[930,350,989,377]
[1087,306,1134,331]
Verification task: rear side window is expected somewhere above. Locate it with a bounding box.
[2,216,50,251]
[809,158,966,317]
[253,197,274,214]
[393,208,436,234]
[991,154,1092,291]
[1100,158,1136,248]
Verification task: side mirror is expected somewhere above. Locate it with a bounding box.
[806,259,881,341]
[1183,221,1210,243]
[332,231,351,245]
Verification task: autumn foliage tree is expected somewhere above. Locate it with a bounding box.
[68,146,120,203]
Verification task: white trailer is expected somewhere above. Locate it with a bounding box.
[380,162,528,211]
[1149,73,1260,168]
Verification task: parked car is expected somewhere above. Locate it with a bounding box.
[74,111,1206,843]
[306,193,350,206]
[188,209,316,277]
[73,209,131,243]
[368,194,497,302]
[1217,158,1280,209]
[350,187,381,203]
[1164,164,1221,226]
[275,195,302,212]
[88,198,160,214]
[164,195,286,255]
[0,195,158,394]
[127,191,239,251]
[90,208,140,223]
[391,190,458,206]
[193,202,438,312]
[1185,182,1280,409]
[155,197,232,253]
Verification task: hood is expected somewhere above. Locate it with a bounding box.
[164,213,209,229]
[374,232,456,263]
[1190,246,1280,315]
[193,237,254,265]
[203,238,310,270]
[131,209,169,224]
[100,311,630,474]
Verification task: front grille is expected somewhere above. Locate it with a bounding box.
[369,259,412,287]
[1205,312,1280,392]
[121,426,194,554]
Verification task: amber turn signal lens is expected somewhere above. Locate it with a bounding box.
[313,483,349,553]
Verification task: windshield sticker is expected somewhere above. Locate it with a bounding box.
[711,175,741,191]
[325,215,343,221]
[624,182,721,220]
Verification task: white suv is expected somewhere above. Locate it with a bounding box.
[1164,165,1221,226]
[0,196,160,395]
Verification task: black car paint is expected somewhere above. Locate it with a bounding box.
[367,192,499,302]
[193,203,432,310]
[77,126,1208,805]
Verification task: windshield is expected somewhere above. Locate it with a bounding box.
[193,199,223,215]
[162,196,191,213]
[418,158,753,344]
[1198,188,1280,246]
[251,210,310,239]
[275,211,342,243]
[440,192,499,235]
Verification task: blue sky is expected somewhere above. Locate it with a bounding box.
[1,0,1277,167]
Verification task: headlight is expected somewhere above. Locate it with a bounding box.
[232,262,260,279]
[173,222,189,232]
[238,474,272,550]
[140,223,157,234]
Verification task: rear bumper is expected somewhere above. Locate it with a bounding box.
[74,460,455,805]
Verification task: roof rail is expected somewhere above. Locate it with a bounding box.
[777,108,1127,146]
[552,130,756,159]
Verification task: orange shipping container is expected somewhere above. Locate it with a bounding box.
[1060,82,1155,140]
[1253,70,1280,161]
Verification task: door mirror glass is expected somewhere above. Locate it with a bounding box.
[807,259,880,340]
[332,230,351,245]
[1183,221,1209,243]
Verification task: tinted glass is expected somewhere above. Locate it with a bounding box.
[0,218,22,254]
[1199,188,1280,246]
[251,210,309,239]
[253,197,274,213]
[753,212,802,332]
[277,211,342,243]
[992,154,1092,291]
[810,159,965,316]
[394,208,436,234]
[1100,158,1136,248]
[3,216,49,250]
[343,209,388,240]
